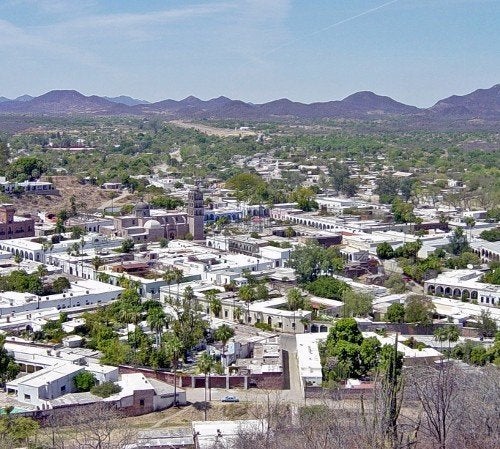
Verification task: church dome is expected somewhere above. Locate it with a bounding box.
[144,219,162,229]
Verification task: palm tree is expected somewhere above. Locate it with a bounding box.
[91,256,104,272]
[163,267,176,303]
[197,352,215,421]
[206,291,221,317]
[173,267,184,305]
[164,334,183,407]
[147,308,167,347]
[238,285,256,323]
[118,305,141,326]
[434,325,460,356]
[42,241,54,264]
[213,324,234,366]
[36,264,48,283]
[233,306,243,322]
[464,216,476,241]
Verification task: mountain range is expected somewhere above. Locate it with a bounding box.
[0,85,498,121]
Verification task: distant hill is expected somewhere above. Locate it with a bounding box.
[0,85,498,123]
[0,90,130,115]
[0,97,10,103]
[104,95,150,106]
[15,95,34,102]
[429,84,500,119]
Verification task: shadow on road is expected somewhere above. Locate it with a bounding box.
[282,349,290,390]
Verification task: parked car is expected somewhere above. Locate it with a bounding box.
[221,395,239,403]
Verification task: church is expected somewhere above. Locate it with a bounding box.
[102,188,204,243]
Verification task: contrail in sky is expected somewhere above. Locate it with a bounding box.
[262,0,403,57]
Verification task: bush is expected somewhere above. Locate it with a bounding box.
[73,371,96,392]
[90,381,122,398]
[255,322,273,332]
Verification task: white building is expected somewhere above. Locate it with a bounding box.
[6,364,84,409]
[425,270,500,306]
[0,279,123,325]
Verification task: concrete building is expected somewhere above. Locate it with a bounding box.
[0,279,123,323]
[0,178,58,195]
[6,363,84,409]
[425,270,500,305]
[0,204,35,240]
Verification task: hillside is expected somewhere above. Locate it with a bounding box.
[0,85,498,123]
[10,177,131,217]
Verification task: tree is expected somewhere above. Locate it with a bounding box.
[52,276,71,293]
[120,238,135,253]
[391,198,416,224]
[0,334,19,387]
[464,216,476,241]
[375,175,400,204]
[287,241,343,283]
[341,290,373,318]
[475,310,497,338]
[482,264,500,285]
[404,295,435,325]
[226,172,266,202]
[386,303,405,323]
[205,290,221,317]
[36,264,48,283]
[411,365,464,449]
[377,242,395,260]
[286,287,307,311]
[91,256,104,273]
[305,276,351,300]
[327,318,363,346]
[162,267,176,303]
[238,284,256,305]
[0,414,39,447]
[290,186,318,211]
[213,324,235,365]
[197,352,215,421]
[13,253,23,266]
[384,273,407,294]
[255,283,269,301]
[73,370,97,392]
[173,267,184,304]
[147,307,168,347]
[163,334,183,407]
[434,325,460,354]
[447,227,469,256]
[52,403,135,449]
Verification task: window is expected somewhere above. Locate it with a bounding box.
[139,399,145,407]
[24,394,31,400]
[61,385,66,393]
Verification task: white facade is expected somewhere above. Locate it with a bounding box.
[0,279,123,320]
[425,270,500,306]
[6,364,84,409]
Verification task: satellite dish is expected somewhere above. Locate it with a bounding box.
[466,264,473,269]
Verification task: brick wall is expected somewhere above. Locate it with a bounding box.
[118,365,284,390]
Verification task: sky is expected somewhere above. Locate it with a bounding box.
[0,0,498,107]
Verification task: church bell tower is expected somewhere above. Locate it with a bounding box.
[187,187,204,240]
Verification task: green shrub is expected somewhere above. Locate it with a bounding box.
[73,371,96,392]
[255,322,273,332]
[90,381,122,398]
